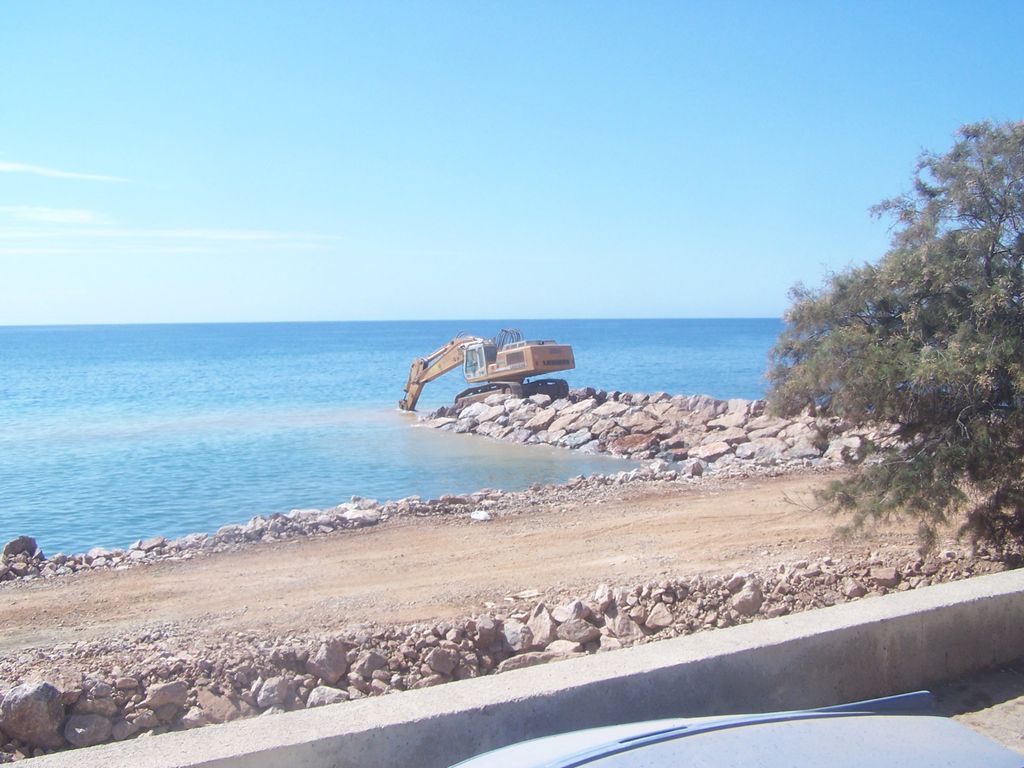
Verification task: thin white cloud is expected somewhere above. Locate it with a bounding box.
[0,227,339,242]
[0,161,128,183]
[0,206,100,225]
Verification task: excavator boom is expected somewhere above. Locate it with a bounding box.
[399,335,484,411]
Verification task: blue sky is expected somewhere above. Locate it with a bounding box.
[1,1,1021,325]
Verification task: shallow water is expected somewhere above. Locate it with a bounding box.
[0,319,781,553]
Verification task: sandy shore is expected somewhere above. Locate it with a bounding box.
[0,471,901,657]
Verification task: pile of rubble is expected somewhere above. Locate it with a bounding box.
[423,389,892,469]
[0,548,1007,760]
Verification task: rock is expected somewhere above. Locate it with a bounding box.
[644,603,674,630]
[735,437,789,463]
[786,437,824,459]
[546,639,583,654]
[824,435,865,463]
[617,413,661,434]
[64,713,112,747]
[678,458,705,477]
[474,615,499,646]
[551,600,589,623]
[131,708,159,729]
[690,441,733,462]
[725,573,747,593]
[142,680,188,710]
[72,692,118,717]
[556,619,600,644]
[469,510,492,522]
[197,690,252,724]
[140,536,166,552]
[842,578,867,598]
[425,417,457,429]
[560,429,593,449]
[593,584,614,612]
[306,686,349,708]
[526,605,559,649]
[559,398,597,418]
[351,651,389,678]
[591,400,629,418]
[424,647,458,676]
[256,677,291,709]
[871,567,900,588]
[477,405,507,423]
[458,402,490,420]
[306,639,351,686]
[607,613,643,639]
[111,718,140,741]
[524,408,557,431]
[341,508,381,527]
[708,412,747,429]
[607,433,659,455]
[705,427,749,446]
[730,581,764,616]
[502,619,534,653]
[180,707,209,730]
[0,682,65,749]
[2,536,38,557]
[496,652,558,673]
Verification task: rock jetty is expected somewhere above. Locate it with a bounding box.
[421,389,892,470]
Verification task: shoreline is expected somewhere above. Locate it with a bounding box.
[2,388,871,585]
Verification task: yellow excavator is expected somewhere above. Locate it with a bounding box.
[399,328,575,411]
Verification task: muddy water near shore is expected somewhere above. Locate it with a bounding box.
[1,406,627,555]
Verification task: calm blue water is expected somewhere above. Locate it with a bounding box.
[0,319,781,554]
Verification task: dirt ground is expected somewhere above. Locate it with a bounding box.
[2,470,1020,755]
[0,472,920,656]
[938,661,1024,754]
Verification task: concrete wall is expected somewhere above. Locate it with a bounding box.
[31,568,1024,768]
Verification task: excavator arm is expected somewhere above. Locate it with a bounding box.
[399,335,484,411]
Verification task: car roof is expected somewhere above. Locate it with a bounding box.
[452,692,1024,768]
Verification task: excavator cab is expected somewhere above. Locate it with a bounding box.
[462,341,496,381]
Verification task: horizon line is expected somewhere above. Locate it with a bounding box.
[0,316,784,330]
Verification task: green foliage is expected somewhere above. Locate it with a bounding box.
[769,121,1024,549]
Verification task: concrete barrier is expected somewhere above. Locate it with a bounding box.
[30,568,1024,768]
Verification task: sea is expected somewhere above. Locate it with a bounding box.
[0,319,782,554]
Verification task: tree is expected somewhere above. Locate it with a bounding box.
[769,121,1024,551]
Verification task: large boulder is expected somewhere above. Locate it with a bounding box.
[731,581,764,616]
[502,619,534,653]
[524,408,557,431]
[526,605,559,649]
[2,536,37,557]
[607,433,659,455]
[556,619,600,644]
[64,713,112,748]
[306,686,349,708]
[735,437,789,464]
[690,441,733,462]
[0,682,66,749]
[142,680,188,710]
[306,639,351,685]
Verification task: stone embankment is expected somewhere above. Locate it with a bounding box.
[423,388,886,470]
[0,546,1005,761]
